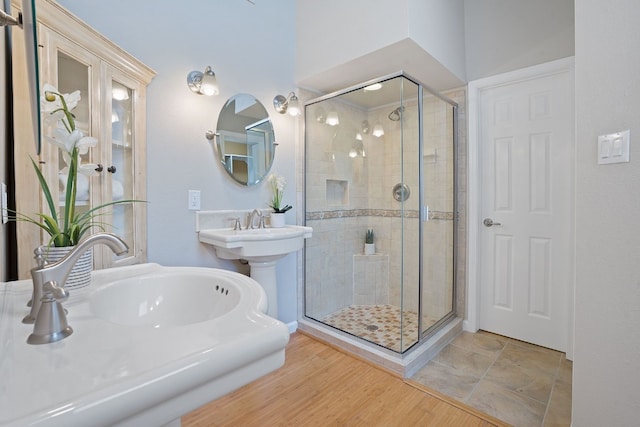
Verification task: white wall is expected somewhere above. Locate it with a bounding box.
[408,0,466,82]
[295,0,466,92]
[573,0,640,424]
[295,0,410,83]
[464,0,574,81]
[56,0,299,323]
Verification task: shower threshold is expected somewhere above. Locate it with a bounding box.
[298,316,463,378]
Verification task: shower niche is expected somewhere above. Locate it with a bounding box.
[302,73,459,364]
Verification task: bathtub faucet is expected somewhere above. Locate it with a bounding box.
[25,233,129,345]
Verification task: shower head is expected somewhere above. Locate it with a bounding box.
[388,106,405,121]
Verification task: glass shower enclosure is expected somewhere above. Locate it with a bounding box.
[304,73,457,353]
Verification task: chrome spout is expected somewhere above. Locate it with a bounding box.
[30,233,128,294]
[25,233,129,344]
[246,209,265,229]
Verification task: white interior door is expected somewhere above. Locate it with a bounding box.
[478,67,574,352]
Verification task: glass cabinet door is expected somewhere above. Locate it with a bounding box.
[109,79,134,264]
[103,71,145,267]
[14,1,153,278]
[56,51,94,232]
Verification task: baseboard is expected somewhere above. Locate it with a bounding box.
[286,320,298,334]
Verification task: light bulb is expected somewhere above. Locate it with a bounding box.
[112,87,129,101]
[325,111,339,126]
[364,83,382,91]
[200,67,219,96]
[373,123,384,137]
[287,94,301,116]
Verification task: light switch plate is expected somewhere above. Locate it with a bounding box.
[598,130,630,165]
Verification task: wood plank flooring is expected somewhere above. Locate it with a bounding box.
[182,333,503,426]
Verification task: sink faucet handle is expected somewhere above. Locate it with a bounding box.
[33,246,47,268]
[229,217,242,230]
[27,280,73,345]
[27,247,47,309]
[43,280,69,302]
[259,215,266,229]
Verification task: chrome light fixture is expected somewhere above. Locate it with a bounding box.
[0,8,21,26]
[273,91,301,116]
[187,66,219,96]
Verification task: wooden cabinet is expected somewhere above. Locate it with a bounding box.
[13,0,155,277]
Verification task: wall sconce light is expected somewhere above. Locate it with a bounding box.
[372,122,384,137]
[187,66,219,96]
[273,91,301,116]
[325,111,340,126]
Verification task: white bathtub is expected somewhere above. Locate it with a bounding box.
[0,263,290,427]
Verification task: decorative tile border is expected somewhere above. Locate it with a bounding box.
[306,209,454,221]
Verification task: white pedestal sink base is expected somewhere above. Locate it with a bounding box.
[198,225,313,320]
[248,260,278,318]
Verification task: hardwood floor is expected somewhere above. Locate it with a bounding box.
[182,333,505,426]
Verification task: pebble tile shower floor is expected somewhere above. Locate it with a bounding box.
[321,305,422,352]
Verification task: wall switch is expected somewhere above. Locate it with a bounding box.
[188,190,201,210]
[598,130,630,164]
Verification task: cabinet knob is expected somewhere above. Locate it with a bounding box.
[107,166,117,174]
[95,164,104,172]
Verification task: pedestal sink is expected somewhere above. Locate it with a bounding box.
[198,225,313,318]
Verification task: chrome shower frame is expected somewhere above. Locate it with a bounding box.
[300,70,460,359]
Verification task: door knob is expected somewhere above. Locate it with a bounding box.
[483,218,501,227]
[95,164,103,172]
[107,166,117,174]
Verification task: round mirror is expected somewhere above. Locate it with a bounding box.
[215,94,275,186]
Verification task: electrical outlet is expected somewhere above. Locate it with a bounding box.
[188,190,201,210]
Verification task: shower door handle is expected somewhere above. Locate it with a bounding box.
[483,218,501,227]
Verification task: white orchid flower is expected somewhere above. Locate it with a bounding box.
[41,83,81,113]
[41,83,81,132]
[268,173,286,192]
[60,162,99,178]
[47,128,97,154]
[47,128,98,176]
[78,163,100,177]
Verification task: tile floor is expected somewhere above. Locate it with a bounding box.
[411,331,572,427]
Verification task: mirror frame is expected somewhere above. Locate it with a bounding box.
[22,0,41,154]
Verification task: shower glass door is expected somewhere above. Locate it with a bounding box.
[304,75,421,353]
[421,92,457,334]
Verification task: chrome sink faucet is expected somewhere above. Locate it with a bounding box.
[24,233,129,345]
[246,209,265,229]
